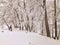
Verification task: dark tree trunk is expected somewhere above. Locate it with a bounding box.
[54,0,57,39]
[43,0,50,37]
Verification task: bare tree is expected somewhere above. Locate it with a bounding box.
[54,0,58,40]
[2,12,12,31]
[43,0,50,37]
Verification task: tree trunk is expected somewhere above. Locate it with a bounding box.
[43,0,50,37]
[54,0,57,39]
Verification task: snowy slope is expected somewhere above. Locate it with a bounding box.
[0,30,28,45]
[0,30,59,45]
[27,32,59,45]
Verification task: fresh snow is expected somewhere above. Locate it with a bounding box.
[27,32,59,45]
[0,30,59,45]
[0,25,59,45]
[0,30,28,45]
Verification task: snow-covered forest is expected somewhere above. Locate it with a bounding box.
[0,0,60,45]
[0,0,60,39]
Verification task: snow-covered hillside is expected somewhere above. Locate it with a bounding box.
[0,30,59,45]
[0,30,28,45]
[27,32,59,45]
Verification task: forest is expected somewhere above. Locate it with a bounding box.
[0,0,60,40]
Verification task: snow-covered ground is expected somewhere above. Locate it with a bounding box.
[0,29,59,45]
[0,30,28,45]
[0,25,59,45]
[27,32,59,45]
